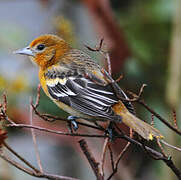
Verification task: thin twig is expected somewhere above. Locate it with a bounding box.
[0,153,78,180]
[108,144,114,171]
[0,153,39,176]
[157,139,167,157]
[1,110,15,125]
[3,93,7,114]
[34,84,41,108]
[138,100,181,136]
[6,123,107,138]
[100,50,111,75]
[161,140,181,152]
[30,99,43,173]
[107,128,132,180]
[172,109,178,129]
[85,38,112,75]
[122,88,181,136]
[115,74,123,83]
[79,139,103,180]
[151,114,154,126]
[107,142,130,180]
[5,119,181,179]
[100,137,109,177]
[2,81,181,179]
[31,104,104,131]
[3,142,39,173]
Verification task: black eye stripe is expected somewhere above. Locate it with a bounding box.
[37,44,45,51]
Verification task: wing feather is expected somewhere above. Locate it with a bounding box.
[47,76,119,120]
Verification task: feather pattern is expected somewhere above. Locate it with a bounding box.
[45,49,135,120]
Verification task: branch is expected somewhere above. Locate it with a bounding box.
[1,79,181,179]
[5,119,181,179]
[138,100,181,136]
[115,84,181,136]
[30,99,43,173]
[0,148,78,180]
[3,142,39,173]
[100,137,109,177]
[79,139,103,180]
[85,38,112,75]
[6,123,106,138]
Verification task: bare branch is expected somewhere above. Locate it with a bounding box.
[172,109,178,129]
[108,144,114,171]
[30,99,43,173]
[161,140,181,152]
[34,84,41,108]
[85,38,112,75]
[3,142,39,173]
[3,93,7,114]
[100,138,109,177]
[6,123,107,138]
[0,151,78,180]
[138,100,181,136]
[79,139,103,180]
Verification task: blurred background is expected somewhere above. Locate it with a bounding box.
[0,0,181,180]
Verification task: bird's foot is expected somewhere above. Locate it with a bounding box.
[105,122,116,141]
[67,116,79,133]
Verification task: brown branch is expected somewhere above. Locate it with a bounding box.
[151,114,154,126]
[115,74,123,83]
[100,137,109,177]
[0,150,78,180]
[85,38,112,75]
[5,119,181,179]
[108,144,114,171]
[107,142,130,180]
[120,134,181,179]
[172,109,178,129]
[2,93,7,114]
[1,86,181,179]
[118,85,181,136]
[138,100,181,136]
[0,153,39,176]
[6,123,107,138]
[31,103,104,131]
[81,0,130,73]
[3,142,39,173]
[163,158,181,180]
[157,139,167,158]
[161,140,181,152]
[30,99,43,173]
[79,139,103,180]
[107,128,132,180]
[34,84,41,108]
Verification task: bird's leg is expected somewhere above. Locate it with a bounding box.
[67,116,79,133]
[105,122,117,141]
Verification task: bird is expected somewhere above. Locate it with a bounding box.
[14,34,163,140]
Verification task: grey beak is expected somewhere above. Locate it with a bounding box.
[13,46,34,57]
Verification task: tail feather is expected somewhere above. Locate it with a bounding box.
[120,111,164,140]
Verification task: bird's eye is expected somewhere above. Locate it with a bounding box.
[37,44,45,51]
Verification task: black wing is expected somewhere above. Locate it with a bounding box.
[47,75,120,120]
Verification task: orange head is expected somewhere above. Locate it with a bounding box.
[14,34,71,69]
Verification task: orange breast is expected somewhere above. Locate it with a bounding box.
[39,68,49,96]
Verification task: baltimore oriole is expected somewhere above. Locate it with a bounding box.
[14,34,163,140]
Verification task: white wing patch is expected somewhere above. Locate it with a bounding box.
[46,78,67,87]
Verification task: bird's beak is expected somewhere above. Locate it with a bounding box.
[13,46,35,57]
